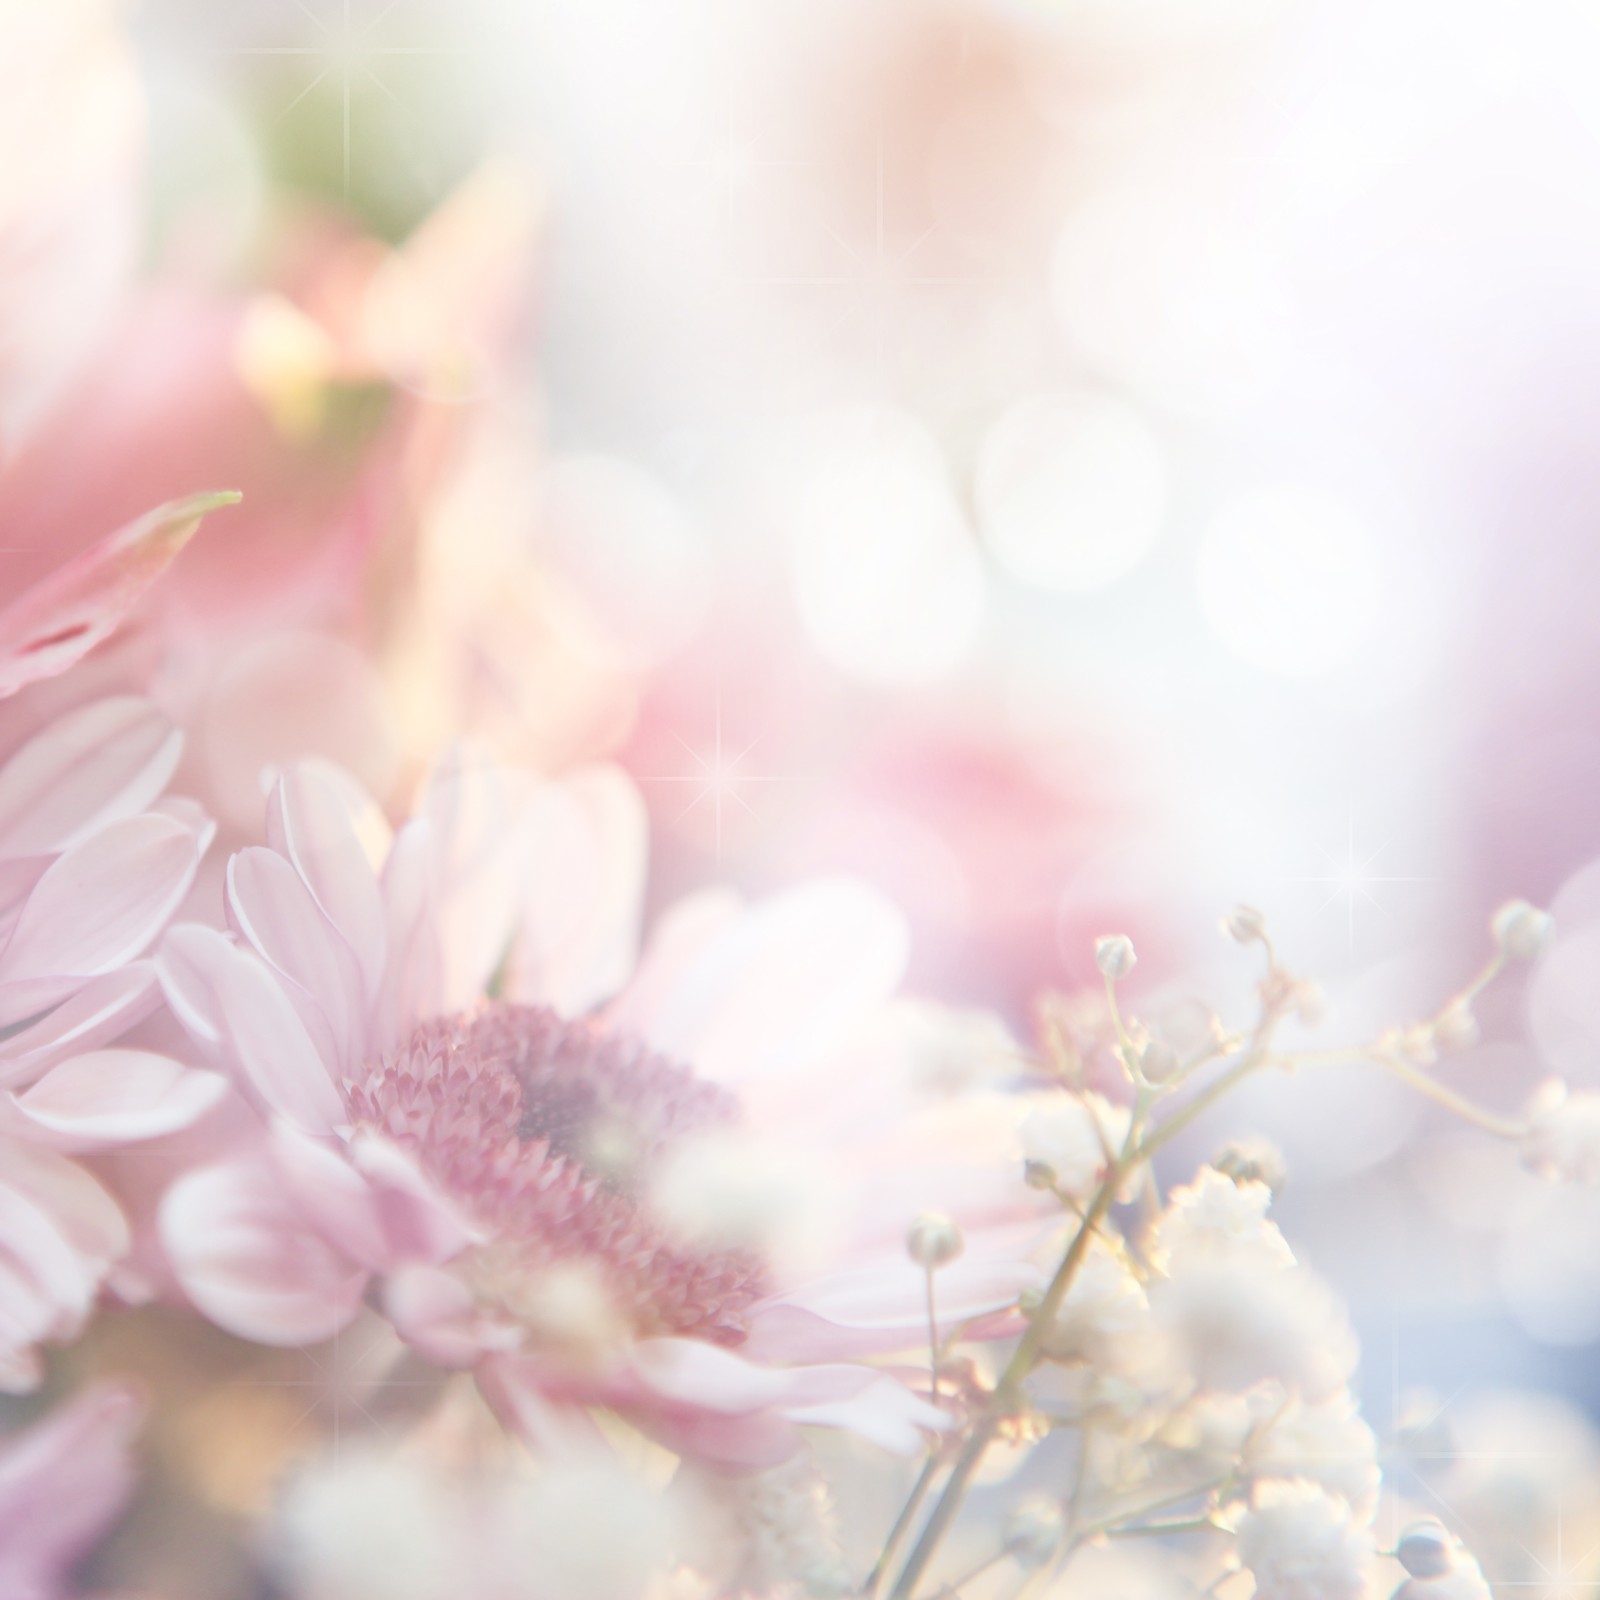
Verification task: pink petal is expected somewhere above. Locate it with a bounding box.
[419,748,534,1009]
[0,965,160,1090]
[0,815,201,998]
[159,1158,368,1345]
[384,1264,510,1367]
[2,1050,229,1150]
[265,764,386,1003]
[0,856,49,946]
[507,765,647,1015]
[265,1121,470,1274]
[781,1372,949,1455]
[745,1257,1042,1361]
[0,1141,129,1272]
[614,880,909,1085]
[0,1382,141,1594]
[156,928,344,1135]
[226,847,365,1075]
[0,492,240,700]
[621,1338,801,1413]
[371,819,442,1056]
[0,697,182,856]
[0,1183,95,1355]
[605,889,743,1032]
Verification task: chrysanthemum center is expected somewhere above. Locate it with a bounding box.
[344,1004,766,1345]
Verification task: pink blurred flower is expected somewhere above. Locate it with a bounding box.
[0,0,141,461]
[0,1381,142,1600]
[0,695,228,1388]
[154,755,1047,1466]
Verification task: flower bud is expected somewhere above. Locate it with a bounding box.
[906,1212,964,1270]
[1094,935,1137,981]
[1223,904,1267,944]
[1023,1159,1057,1191]
[1138,1037,1180,1083]
[1396,1519,1454,1579]
[1005,1496,1064,1568]
[1492,899,1554,961]
[1214,1138,1287,1192]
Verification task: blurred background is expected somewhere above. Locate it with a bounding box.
[12,0,1600,1587]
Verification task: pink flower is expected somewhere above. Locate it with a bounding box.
[0,695,227,1388]
[155,754,1046,1466]
[0,1382,142,1600]
[0,1,141,462]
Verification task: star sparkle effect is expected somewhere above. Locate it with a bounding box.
[215,0,468,203]
[1282,818,1429,953]
[635,681,804,867]
[241,1319,435,1456]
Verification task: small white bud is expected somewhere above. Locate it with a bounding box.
[1094,935,1137,981]
[1023,1159,1057,1191]
[1396,1519,1454,1579]
[1005,1496,1064,1568]
[1432,999,1479,1054]
[906,1212,964,1270]
[1492,899,1554,961]
[1214,1138,1287,1192]
[1139,1037,1180,1083]
[1223,904,1267,944]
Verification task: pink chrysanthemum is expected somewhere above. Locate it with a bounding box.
[156,755,1049,1465]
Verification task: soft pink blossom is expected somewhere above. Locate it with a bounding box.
[0,1381,142,1600]
[0,696,227,1386]
[154,753,1048,1465]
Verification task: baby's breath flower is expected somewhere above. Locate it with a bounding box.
[1094,934,1137,981]
[906,1213,964,1270]
[1492,899,1554,961]
[1396,1520,1453,1579]
[1150,1167,1295,1271]
[1520,1080,1600,1184]
[1224,904,1268,944]
[1214,1138,1288,1193]
[1020,1092,1131,1199]
[1035,1238,1153,1372]
[1236,1480,1370,1600]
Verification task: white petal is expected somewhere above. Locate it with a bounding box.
[2,1050,229,1150]
[160,1158,367,1345]
[0,697,181,856]
[0,815,200,992]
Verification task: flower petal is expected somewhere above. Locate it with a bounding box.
[160,1158,368,1345]
[265,764,386,1003]
[0,964,159,1090]
[226,846,365,1076]
[0,815,201,1000]
[0,492,240,700]
[2,1050,229,1150]
[508,765,647,1015]
[371,819,443,1056]
[745,1256,1042,1360]
[0,697,182,856]
[0,1382,141,1590]
[156,925,345,1134]
[615,880,909,1084]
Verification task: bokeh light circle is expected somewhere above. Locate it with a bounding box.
[1196,484,1381,677]
[975,391,1167,594]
